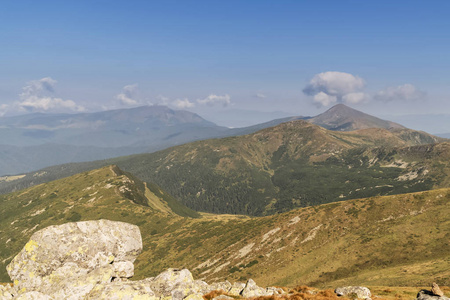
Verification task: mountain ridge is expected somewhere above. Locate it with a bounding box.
[1,103,446,177]
[1,119,448,216]
[308,104,405,131]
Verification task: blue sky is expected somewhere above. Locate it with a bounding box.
[1,1,450,131]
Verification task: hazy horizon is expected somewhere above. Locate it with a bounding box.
[1,1,449,133]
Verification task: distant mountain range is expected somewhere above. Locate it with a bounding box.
[1,115,447,215]
[0,105,223,147]
[0,106,229,175]
[0,103,446,179]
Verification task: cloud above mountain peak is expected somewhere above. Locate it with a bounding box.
[303,71,367,107]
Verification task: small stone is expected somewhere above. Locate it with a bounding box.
[1,290,14,300]
[267,286,285,295]
[335,286,371,299]
[241,279,271,298]
[149,268,196,300]
[209,281,232,292]
[193,280,211,294]
[228,282,245,296]
[112,261,134,278]
[432,283,444,297]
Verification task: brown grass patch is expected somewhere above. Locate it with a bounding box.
[203,290,227,300]
[249,288,347,300]
[292,286,315,293]
[0,283,12,287]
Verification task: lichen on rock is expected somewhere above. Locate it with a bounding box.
[4,220,285,300]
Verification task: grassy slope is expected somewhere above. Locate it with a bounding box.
[109,122,450,215]
[142,188,449,288]
[1,165,448,288]
[0,165,197,282]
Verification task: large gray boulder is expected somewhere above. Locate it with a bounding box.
[4,219,285,299]
[7,220,142,298]
[335,286,371,299]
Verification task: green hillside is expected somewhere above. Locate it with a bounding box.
[111,121,450,215]
[1,166,449,288]
[1,120,449,216]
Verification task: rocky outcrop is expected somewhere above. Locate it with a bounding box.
[3,220,284,299]
[335,286,371,299]
[6,220,142,299]
[416,283,448,300]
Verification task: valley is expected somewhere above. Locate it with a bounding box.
[0,165,448,288]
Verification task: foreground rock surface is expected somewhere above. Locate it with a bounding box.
[6,220,142,298]
[3,220,284,299]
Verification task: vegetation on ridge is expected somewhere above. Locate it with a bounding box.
[1,120,448,217]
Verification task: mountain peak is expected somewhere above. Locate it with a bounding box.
[309,104,405,131]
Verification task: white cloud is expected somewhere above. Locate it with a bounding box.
[0,104,9,116]
[303,71,367,107]
[156,94,170,105]
[20,77,57,99]
[303,71,365,98]
[374,84,425,102]
[254,93,267,99]
[18,77,85,112]
[153,95,194,109]
[342,92,370,104]
[313,92,337,107]
[197,94,231,107]
[154,93,231,110]
[116,84,140,106]
[173,98,195,109]
[20,96,84,112]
